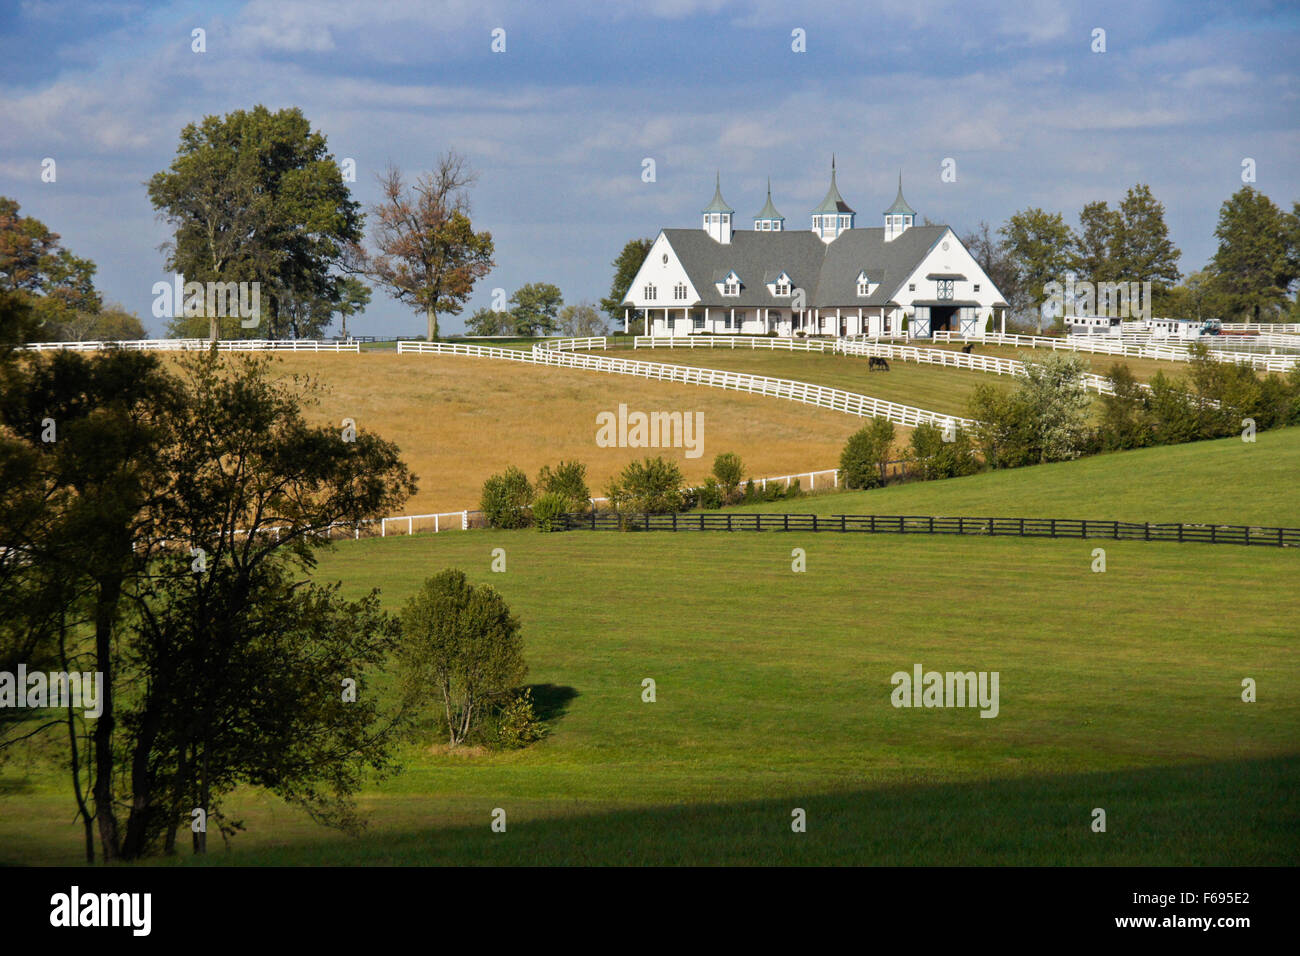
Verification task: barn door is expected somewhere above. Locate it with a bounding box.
[959,309,978,336]
[911,307,931,338]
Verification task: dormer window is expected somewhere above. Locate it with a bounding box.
[723,280,739,296]
[776,281,790,296]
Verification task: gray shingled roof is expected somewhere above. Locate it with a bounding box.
[624,225,950,308]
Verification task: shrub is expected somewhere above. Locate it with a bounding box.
[711,452,744,503]
[839,419,896,489]
[397,570,526,748]
[531,491,569,531]
[1017,353,1091,463]
[536,460,590,510]
[697,476,724,510]
[480,466,534,528]
[908,422,978,480]
[605,456,685,514]
[742,478,758,503]
[492,688,547,749]
[1099,363,1154,451]
[967,383,1035,469]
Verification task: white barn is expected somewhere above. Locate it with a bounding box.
[622,162,1008,339]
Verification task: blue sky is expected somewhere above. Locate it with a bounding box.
[2,0,1297,336]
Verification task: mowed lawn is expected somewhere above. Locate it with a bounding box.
[2,527,1295,866]
[734,425,1300,528]
[190,352,871,514]
[601,344,995,417]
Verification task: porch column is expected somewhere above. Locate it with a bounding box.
[624,307,629,334]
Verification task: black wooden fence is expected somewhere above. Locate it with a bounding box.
[553,512,1300,548]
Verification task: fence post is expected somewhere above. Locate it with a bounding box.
[381,518,386,538]
[810,473,815,491]
[1244,526,1250,546]
[834,470,839,488]
[461,510,468,531]
[1050,518,1056,538]
[1145,521,1150,541]
[434,514,439,533]
[1210,526,1217,544]
[783,514,789,531]
[840,515,846,532]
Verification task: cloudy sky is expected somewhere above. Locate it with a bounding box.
[2,0,1297,336]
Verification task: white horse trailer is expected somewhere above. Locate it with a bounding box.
[1065,315,1123,336]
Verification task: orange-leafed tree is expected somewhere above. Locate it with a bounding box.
[357,153,495,341]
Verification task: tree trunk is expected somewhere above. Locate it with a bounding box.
[426,307,438,342]
[92,576,122,861]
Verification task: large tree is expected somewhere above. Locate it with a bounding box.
[0,196,101,336]
[1206,186,1298,321]
[600,238,652,328]
[357,153,495,341]
[148,106,362,340]
[1071,200,1122,283]
[509,282,563,336]
[0,347,416,860]
[999,208,1074,333]
[1112,184,1181,308]
[960,221,1020,317]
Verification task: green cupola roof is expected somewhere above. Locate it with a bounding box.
[812,156,855,214]
[883,172,916,216]
[702,171,735,214]
[754,178,784,221]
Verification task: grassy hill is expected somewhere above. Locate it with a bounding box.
[183,352,869,514]
[733,426,1300,528]
[3,459,1296,864]
[601,345,997,417]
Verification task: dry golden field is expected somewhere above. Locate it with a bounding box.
[242,352,889,514]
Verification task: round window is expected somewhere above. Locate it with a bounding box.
[941,241,950,251]
[662,254,668,264]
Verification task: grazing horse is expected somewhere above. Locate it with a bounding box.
[868,356,890,371]
[961,343,974,354]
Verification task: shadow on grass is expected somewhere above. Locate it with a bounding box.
[527,684,578,726]
[172,754,1299,867]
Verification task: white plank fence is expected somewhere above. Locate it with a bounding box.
[22,338,361,352]
[397,339,976,429]
[932,330,1298,372]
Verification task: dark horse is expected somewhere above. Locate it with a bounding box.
[868,356,890,371]
[961,343,974,354]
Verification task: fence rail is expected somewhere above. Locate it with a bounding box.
[397,339,976,429]
[553,511,1300,547]
[933,330,1298,371]
[21,338,362,352]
